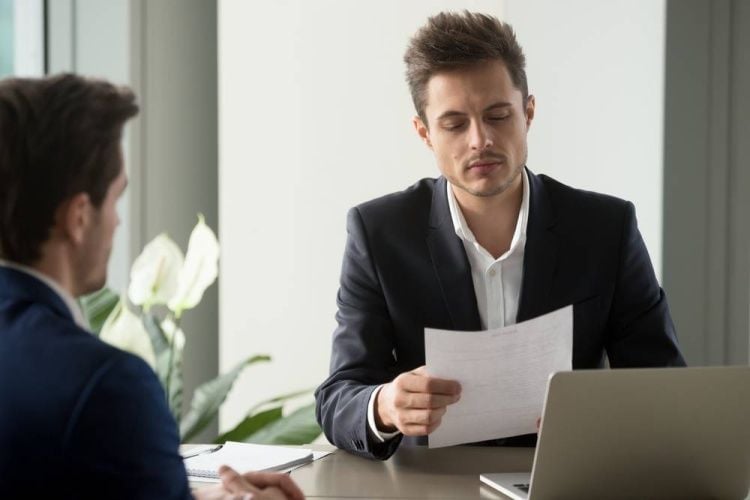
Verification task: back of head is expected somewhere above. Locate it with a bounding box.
[0,73,138,265]
[404,11,528,124]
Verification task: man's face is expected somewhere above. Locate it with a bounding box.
[415,60,535,200]
[76,158,127,295]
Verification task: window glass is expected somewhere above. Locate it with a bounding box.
[0,0,44,78]
[0,0,13,77]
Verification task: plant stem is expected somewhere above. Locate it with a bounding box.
[165,314,182,416]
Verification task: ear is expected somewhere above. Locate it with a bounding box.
[412,115,433,149]
[525,95,536,128]
[58,193,93,246]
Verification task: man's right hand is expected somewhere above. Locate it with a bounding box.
[375,366,461,436]
[194,465,305,500]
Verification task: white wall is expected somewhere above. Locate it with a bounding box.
[218,0,665,431]
[504,0,665,277]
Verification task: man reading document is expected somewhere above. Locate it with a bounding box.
[315,11,685,460]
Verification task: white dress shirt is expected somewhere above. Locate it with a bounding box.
[367,170,531,442]
[0,259,88,329]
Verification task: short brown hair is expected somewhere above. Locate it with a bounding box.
[404,11,528,124]
[0,73,138,264]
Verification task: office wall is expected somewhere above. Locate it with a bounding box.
[218,1,666,430]
[503,0,665,277]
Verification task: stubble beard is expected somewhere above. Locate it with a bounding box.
[456,159,525,199]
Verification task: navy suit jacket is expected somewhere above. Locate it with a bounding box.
[315,169,686,460]
[0,267,191,499]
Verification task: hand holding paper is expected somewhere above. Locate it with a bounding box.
[375,366,462,436]
[425,305,573,448]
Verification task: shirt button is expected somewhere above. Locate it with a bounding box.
[489,269,496,277]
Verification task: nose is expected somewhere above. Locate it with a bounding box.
[469,121,493,151]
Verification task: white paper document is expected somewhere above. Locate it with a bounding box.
[187,449,331,483]
[184,442,314,481]
[425,305,573,448]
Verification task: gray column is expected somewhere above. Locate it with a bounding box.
[130,0,219,440]
[663,0,750,365]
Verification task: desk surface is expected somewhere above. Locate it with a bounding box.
[290,444,534,499]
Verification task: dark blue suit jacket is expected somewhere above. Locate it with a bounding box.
[315,170,686,460]
[0,267,191,499]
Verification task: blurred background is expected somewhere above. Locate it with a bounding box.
[2,0,748,442]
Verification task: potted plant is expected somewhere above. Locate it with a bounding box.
[80,215,321,445]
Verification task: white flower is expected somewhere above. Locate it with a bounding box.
[128,234,184,309]
[100,299,157,368]
[168,214,219,318]
[161,317,186,352]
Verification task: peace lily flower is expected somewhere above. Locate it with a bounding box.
[100,299,156,368]
[128,234,184,311]
[161,316,186,352]
[167,214,219,319]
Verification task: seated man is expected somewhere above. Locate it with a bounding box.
[0,74,303,500]
[315,11,686,460]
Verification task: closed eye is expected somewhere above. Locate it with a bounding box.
[442,121,466,131]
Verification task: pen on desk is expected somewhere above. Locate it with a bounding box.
[182,444,223,460]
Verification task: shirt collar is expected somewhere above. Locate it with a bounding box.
[0,259,88,329]
[446,168,530,255]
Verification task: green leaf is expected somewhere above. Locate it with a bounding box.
[215,406,283,444]
[78,287,119,335]
[243,403,321,445]
[142,313,170,356]
[180,354,270,442]
[245,387,316,416]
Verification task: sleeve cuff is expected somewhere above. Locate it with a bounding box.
[367,384,401,443]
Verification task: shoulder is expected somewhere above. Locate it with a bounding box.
[536,173,634,229]
[63,342,181,465]
[353,177,438,223]
[66,346,166,431]
[62,348,188,499]
[10,307,169,443]
[0,297,133,378]
[539,174,631,212]
[344,177,439,245]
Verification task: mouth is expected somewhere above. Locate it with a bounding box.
[466,160,504,175]
[466,154,506,170]
[468,161,502,169]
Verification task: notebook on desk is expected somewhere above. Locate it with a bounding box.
[480,366,750,500]
[184,442,313,480]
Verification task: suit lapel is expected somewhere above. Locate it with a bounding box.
[517,170,559,322]
[426,177,482,331]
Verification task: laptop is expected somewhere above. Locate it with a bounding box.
[480,366,750,499]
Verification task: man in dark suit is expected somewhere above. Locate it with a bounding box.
[0,74,303,499]
[315,11,685,460]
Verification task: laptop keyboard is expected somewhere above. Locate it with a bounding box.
[513,483,530,493]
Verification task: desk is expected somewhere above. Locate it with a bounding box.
[290,444,534,499]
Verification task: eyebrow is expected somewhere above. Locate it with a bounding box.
[435,102,513,121]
